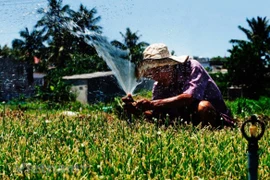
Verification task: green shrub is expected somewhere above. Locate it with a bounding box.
[35,69,76,103]
[226,97,270,119]
[209,72,229,98]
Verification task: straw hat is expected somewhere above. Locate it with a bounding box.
[137,43,189,78]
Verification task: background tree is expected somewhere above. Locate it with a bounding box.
[69,5,103,55]
[12,28,46,84]
[70,5,102,33]
[228,16,270,99]
[67,4,108,73]
[35,1,107,73]
[32,0,109,102]
[35,0,72,68]
[0,45,13,57]
[12,28,45,60]
[111,28,149,65]
[230,16,270,66]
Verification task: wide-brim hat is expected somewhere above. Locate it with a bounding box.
[137,43,189,78]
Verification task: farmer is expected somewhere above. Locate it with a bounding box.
[122,43,235,128]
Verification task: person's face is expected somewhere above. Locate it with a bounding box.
[146,65,175,86]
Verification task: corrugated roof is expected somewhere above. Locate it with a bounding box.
[62,71,114,80]
[33,73,46,78]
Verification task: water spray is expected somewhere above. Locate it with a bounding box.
[62,20,142,125]
[63,20,141,94]
[241,115,265,180]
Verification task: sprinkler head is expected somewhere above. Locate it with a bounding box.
[241,115,265,142]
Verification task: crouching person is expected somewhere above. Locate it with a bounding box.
[122,43,235,128]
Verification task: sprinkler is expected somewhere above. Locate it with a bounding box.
[241,115,265,180]
[123,94,136,125]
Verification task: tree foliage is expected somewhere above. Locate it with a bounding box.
[0,45,13,57]
[111,28,149,65]
[228,16,270,99]
[12,28,46,61]
[7,0,109,102]
[2,0,149,102]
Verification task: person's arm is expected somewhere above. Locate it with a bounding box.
[152,93,193,109]
[136,93,194,111]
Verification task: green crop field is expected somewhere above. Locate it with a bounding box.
[0,96,269,179]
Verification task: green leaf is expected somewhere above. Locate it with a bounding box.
[50,86,54,91]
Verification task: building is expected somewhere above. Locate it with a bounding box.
[0,57,34,101]
[33,72,46,86]
[196,57,211,69]
[63,71,154,104]
[63,72,124,104]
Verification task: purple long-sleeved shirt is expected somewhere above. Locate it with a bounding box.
[152,59,230,115]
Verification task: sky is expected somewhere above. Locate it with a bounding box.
[1,0,270,58]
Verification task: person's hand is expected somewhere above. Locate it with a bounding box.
[122,94,137,114]
[121,93,134,103]
[135,99,153,111]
